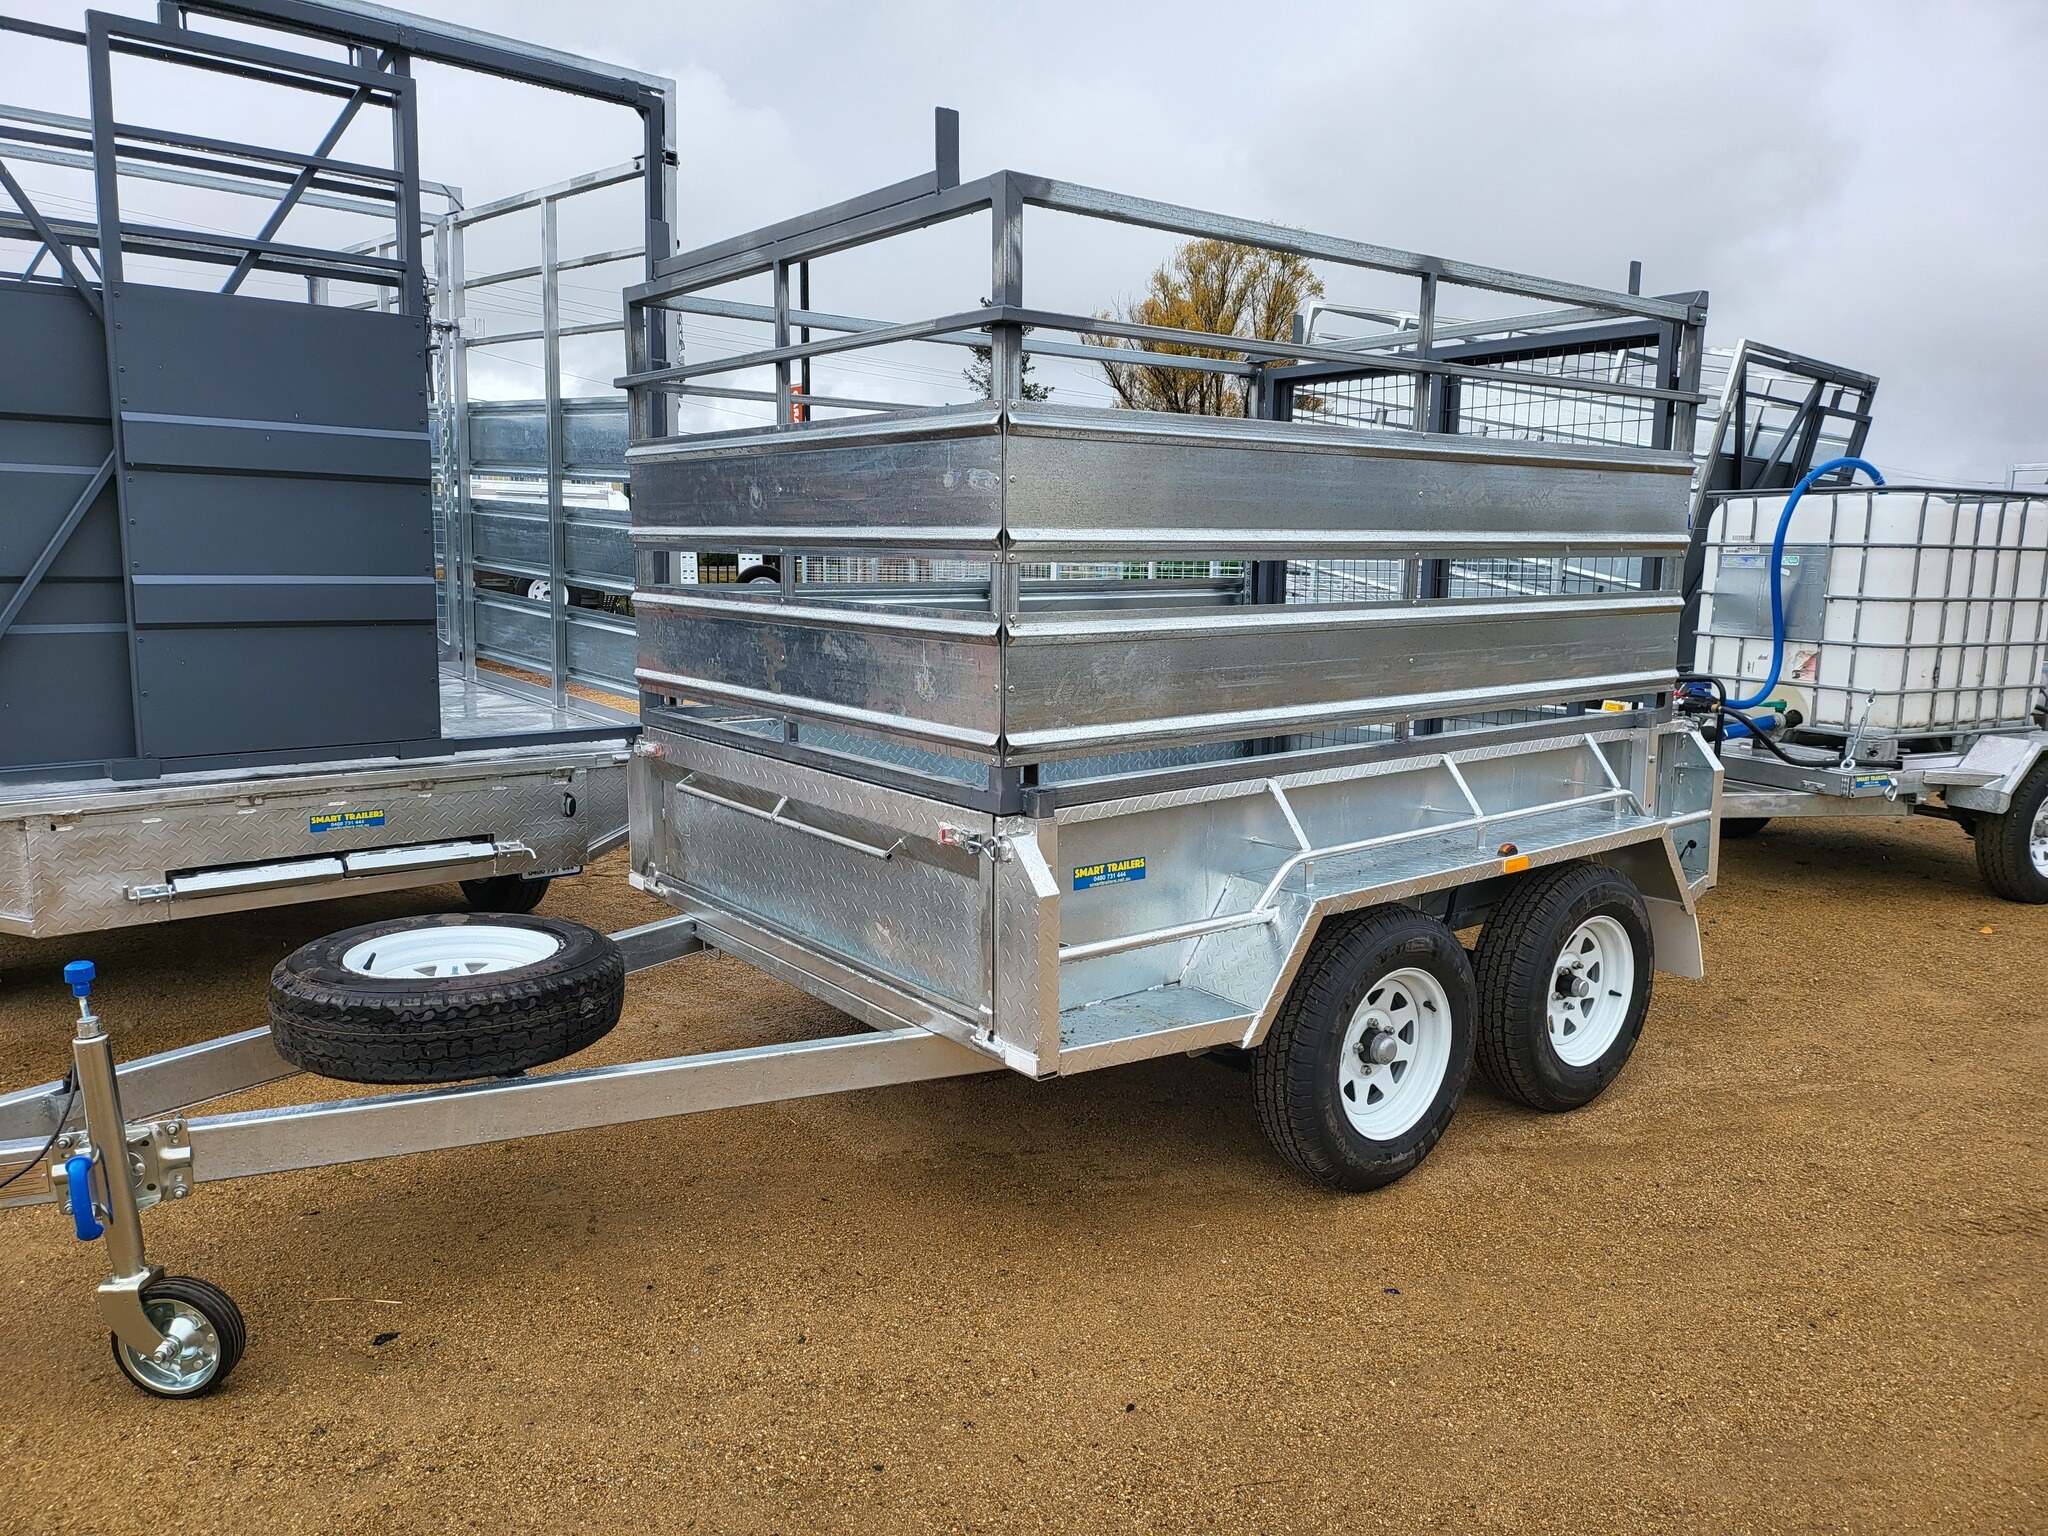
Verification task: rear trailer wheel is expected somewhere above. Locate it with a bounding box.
[1251,906,1475,1191]
[111,1275,245,1399]
[1973,759,2048,903]
[461,873,550,914]
[269,914,625,1084]
[1720,816,1771,839]
[1474,861,1653,1112]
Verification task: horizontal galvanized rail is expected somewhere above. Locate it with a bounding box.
[640,168,1698,324]
[617,301,1702,410]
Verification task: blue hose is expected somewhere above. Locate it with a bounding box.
[1724,455,1884,710]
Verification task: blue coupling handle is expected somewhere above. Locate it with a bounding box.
[64,1154,103,1241]
[65,960,95,999]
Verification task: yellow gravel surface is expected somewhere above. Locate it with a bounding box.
[1,816,2041,1534]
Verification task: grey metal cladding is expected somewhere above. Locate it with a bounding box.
[0,283,130,769]
[118,414,426,482]
[0,459,122,582]
[0,632,135,768]
[1000,599,1682,759]
[0,284,109,420]
[105,283,439,760]
[110,286,429,443]
[627,407,1005,547]
[111,289,429,480]
[130,624,441,760]
[122,472,434,576]
[636,597,1003,751]
[1001,409,1694,556]
[128,577,436,627]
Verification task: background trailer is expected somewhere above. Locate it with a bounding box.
[0,0,675,939]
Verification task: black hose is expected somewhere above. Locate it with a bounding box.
[1720,709,1841,768]
[0,1072,76,1192]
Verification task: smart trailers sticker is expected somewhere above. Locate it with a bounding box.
[1073,855,1146,890]
[310,808,386,834]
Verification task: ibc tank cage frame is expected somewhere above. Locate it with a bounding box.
[618,121,1711,817]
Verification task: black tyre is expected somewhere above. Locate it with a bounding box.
[1251,906,1475,1191]
[111,1275,245,1399]
[1974,758,2048,903]
[269,913,625,1084]
[1720,816,1771,839]
[736,563,781,585]
[1474,861,1653,1112]
[460,873,550,914]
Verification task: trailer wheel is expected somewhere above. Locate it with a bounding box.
[1473,861,1653,1111]
[1974,758,2048,903]
[1720,817,1771,839]
[1251,906,1474,1191]
[269,914,625,1084]
[460,874,550,914]
[111,1275,245,1399]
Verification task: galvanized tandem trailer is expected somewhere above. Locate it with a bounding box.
[1,116,1722,1396]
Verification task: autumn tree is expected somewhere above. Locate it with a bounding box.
[1093,239,1323,416]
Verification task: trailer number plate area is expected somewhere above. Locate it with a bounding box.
[310,808,387,834]
[1073,856,1146,890]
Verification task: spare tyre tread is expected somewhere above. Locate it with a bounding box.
[269,914,625,1084]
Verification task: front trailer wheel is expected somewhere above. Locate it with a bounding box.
[1251,906,1475,1191]
[110,1275,246,1399]
[1973,758,2048,903]
[1474,861,1654,1112]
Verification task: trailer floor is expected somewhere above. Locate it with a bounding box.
[0,819,2040,1535]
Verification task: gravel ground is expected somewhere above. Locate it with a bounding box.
[0,815,2041,1534]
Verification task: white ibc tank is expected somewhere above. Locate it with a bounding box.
[1699,487,2048,735]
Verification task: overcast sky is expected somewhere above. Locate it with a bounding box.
[7,0,2045,481]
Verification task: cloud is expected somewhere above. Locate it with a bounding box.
[5,0,2043,478]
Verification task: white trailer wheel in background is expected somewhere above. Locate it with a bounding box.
[1475,862,1655,1112]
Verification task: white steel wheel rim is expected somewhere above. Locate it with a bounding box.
[1548,916,1635,1067]
[1337,966,1454,1140]
[118,1296,221,1395]
[2030,800,2048,877]
[341,924,560,980]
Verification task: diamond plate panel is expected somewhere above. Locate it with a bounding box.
[0,746,628,938]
